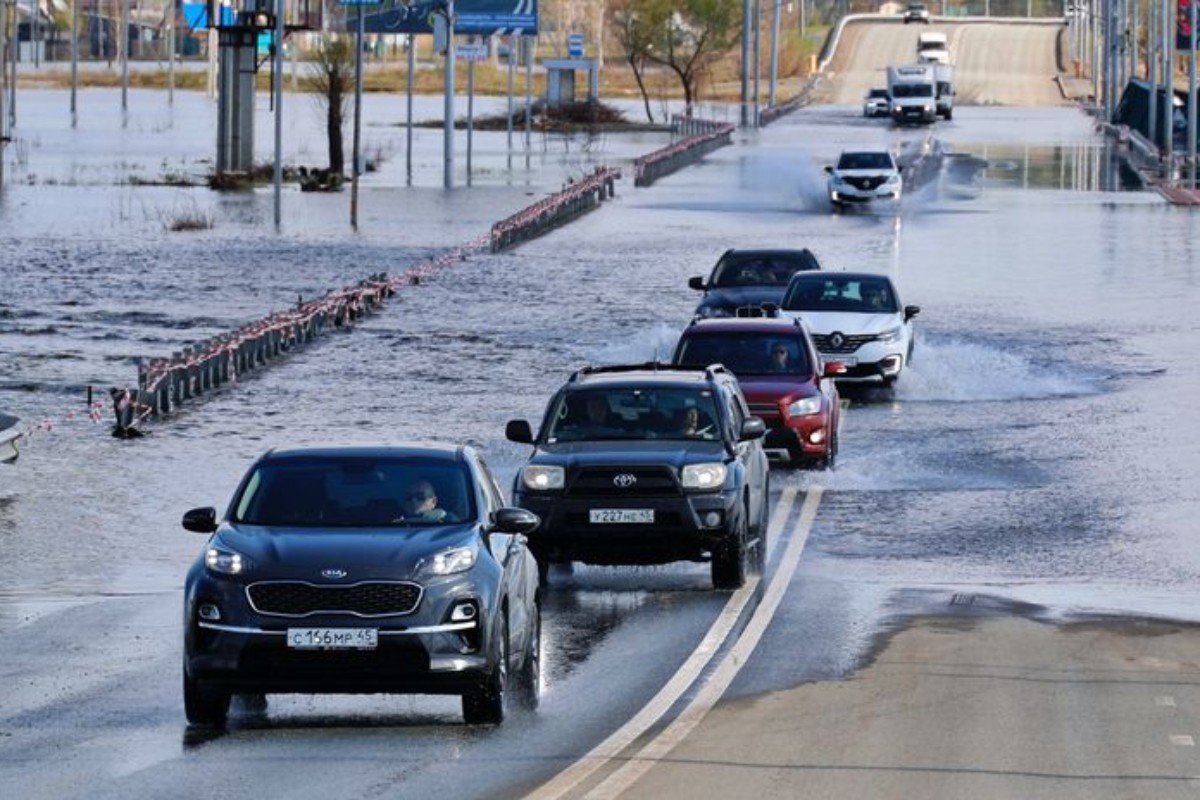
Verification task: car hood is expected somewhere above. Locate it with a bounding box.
[733,376,818,403]
[832,168,899,180]
[697,286,786,314]
[214,523,477,580]
[784,310,905,336]
[532,439,729,469]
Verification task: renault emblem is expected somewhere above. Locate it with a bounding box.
[829,331,846,349]
[321,569,349,580]
[613,473,637,488]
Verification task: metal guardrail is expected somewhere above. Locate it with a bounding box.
[489,166,622,252]
[633,117,735,188]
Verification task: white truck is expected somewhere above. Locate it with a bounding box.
[917,31,950,65]
[887,64,938,126]
[934,63,954,120]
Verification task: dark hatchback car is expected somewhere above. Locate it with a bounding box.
[688,248,822,318]
[673,316,843,468]
[505,364,770,590]
[182,444,541,727]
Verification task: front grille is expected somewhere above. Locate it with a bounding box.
[247,581,422,618]
[567,466,681,498]
[845,175,888,190]
[748,402,781,418]
[812,333,878,354]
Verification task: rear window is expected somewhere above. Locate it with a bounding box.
[676,332,812,377]
[710,251,819,288]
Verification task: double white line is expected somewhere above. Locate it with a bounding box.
[525,484,823,800]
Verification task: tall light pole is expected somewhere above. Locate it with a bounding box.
[273,0,284,228]
[741,0,750,125]
[443,0,455,189]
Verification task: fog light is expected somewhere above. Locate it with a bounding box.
[809,429,825,444]
[198,603,221,622]
[450,601,477,623]
[880,356,902,375]
[703,511,723,529]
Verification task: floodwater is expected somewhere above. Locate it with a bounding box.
[2,91,1199,635]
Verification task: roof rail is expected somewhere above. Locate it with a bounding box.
[567,362,721,382]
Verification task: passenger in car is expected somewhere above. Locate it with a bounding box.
[862,284,890,310]
[768,344,794,373]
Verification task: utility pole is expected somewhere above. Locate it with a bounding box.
[741,0,750,126]
[273,0,284,228]
[352,3,365,224]
[443,0,455,190]
[769,0,780,106]
[1189,0,1197,186]
[71,0,78,126]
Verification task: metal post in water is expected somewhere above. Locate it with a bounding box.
[169,0,176,105]
[753,0,761,126]
[273,0,284,227]
[524,34,531,170]
[71,0,78,125]
[1150,0,1159,147]
[1165,0,1175,170]
[444,0,455,189]
[352,4,364,226]
[506,33,513,171]
[769,0,780,106]
[121,0,129,114]
[467,45,474,186]
[741,0,750,125]
[406,33,414,185]
[1190,0,1197,186]
[9,0,17,129]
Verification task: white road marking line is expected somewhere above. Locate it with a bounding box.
[521,487,802,800]
[1155,695,1177,708]
[582,487,824,800]
[1170,735,1195,747]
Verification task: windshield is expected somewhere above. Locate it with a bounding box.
[837,152,894,170]
[544,388,723,443]
[868,89,889,99]
[234,457,474,527]
[676,333,812,377]
[782,276,898,314]
[711,251,819,288]
[891,83,934,99]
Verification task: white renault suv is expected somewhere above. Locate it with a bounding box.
[779,271,920,385]
[825,150,903,210]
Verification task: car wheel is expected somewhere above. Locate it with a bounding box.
[183,666,230,727]
[712,508,748,590]
[513,604,541,712]
[462,613,509,725]
[536,558,550,587]
[824,428,839,471]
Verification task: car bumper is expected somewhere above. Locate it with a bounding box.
[514,490,740,566]
[891,107,936,124]
[749,408,833,458]
[830,188,901,203]
[822,347,907,383]
[184,576,495,695]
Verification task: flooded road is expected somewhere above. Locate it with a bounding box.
[2,89,1200,798]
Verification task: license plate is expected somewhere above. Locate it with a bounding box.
[287,628,378,650]
[590,509,654,524]
[824,355,857,367]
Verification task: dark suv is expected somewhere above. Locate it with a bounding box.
[673,316,843,468]
[688,248,822,318]
[505,364,771,590]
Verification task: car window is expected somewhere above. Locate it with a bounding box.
[234,457,475,527]
[676,332,812,376]
[783,277,897,313]
[711,252,818,288]
[545,388,722,442]
[838,152,894,170]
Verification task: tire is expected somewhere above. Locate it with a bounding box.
[183,667,230,727]
[944,108,953,121]
[824,428,839,471]
[513,604,541,712]
[536,558,550,587]
[711,509,748,590]
[462,613,509,725]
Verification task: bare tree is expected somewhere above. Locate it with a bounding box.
[308,34,355,175]
[608,0,657,122]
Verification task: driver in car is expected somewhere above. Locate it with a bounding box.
[402,480,448,523]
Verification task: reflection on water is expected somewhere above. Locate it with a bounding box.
[958,143,1143,192]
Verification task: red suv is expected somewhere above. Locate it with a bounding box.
[672,316,843,468]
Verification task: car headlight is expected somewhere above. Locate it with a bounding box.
[787,397,822,418]
[681,463,728,490]
[878,325,904,343]
[205,546,249,576]
[924,104,934,113]
[522,464,564,491]
[418,544,477,577]
[886,173,902,185]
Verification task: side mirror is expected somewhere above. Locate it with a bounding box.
[493,507,540,535]
[739,417,767,441]
[823,361,848,378]
[505,419,534,444]
[824,165,834,174]
[182,507,218,534]
[687,276,706,291]
[904,304,921,321]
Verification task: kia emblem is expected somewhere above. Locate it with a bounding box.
[613,473,637,488]
[321,569,348,580]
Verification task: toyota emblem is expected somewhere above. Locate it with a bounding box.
[829,331,846,349]
[613,473,637,488]
[321,569,349,580]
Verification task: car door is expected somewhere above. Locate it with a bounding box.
[724,384,768,526]
[477,456,533,656]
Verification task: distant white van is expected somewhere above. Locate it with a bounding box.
[917,31,950,64]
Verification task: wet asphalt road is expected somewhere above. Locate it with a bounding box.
[2,89,1200,798]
